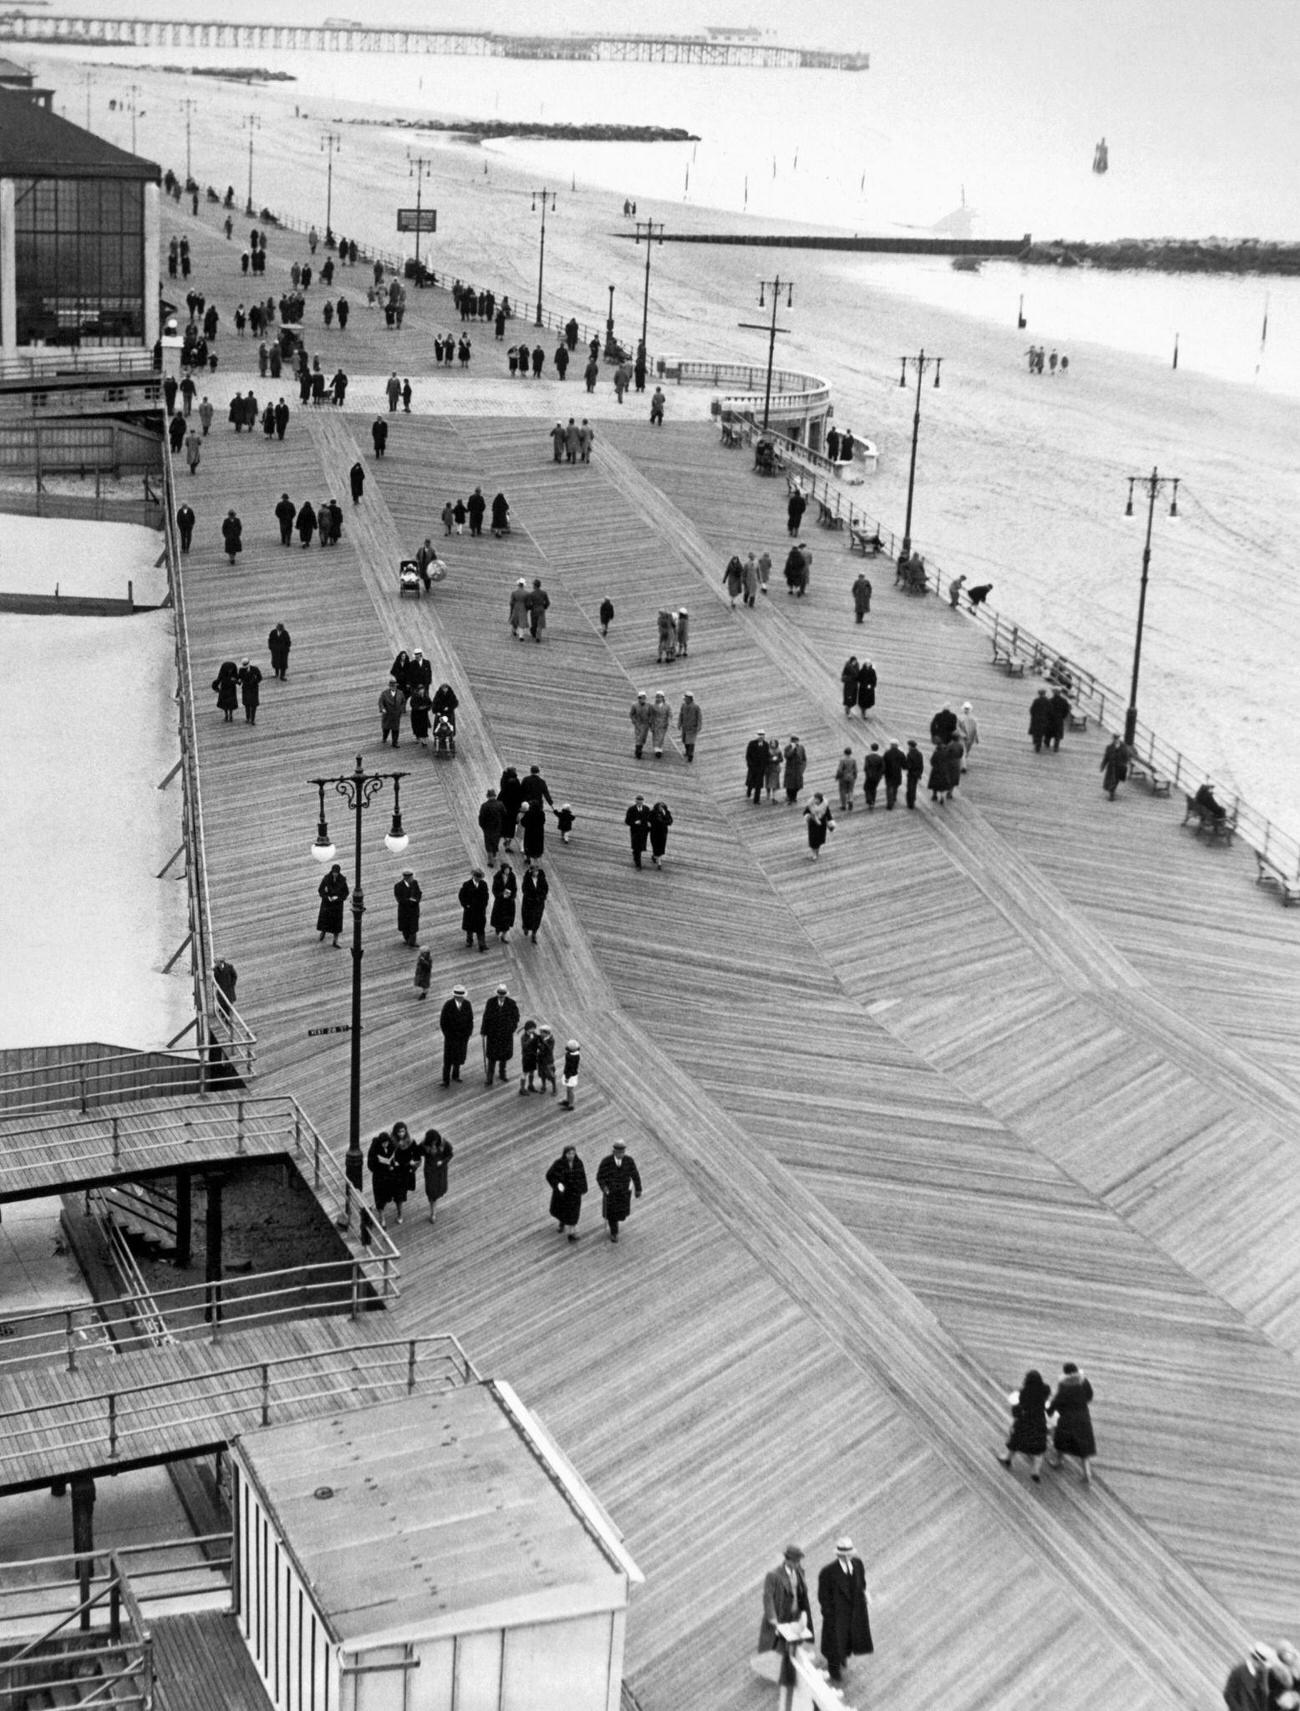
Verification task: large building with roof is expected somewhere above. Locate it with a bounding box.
[0,81,159,358]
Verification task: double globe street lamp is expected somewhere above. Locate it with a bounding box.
[310,756,410,1213]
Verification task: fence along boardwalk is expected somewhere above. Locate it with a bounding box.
[152,202,1300,1708]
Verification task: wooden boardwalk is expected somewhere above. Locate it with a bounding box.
[48,198,1300,1710]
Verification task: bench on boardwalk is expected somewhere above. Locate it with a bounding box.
[754,439,782,475]
[1068,709,1089,732]
[990,639,1025,676]
[848,524,884,556]
[816,497,845,530]
[1127,755,1171,797]
[1182,793,1237,845]
[1254,850,1300,907]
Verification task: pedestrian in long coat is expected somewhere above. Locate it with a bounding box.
[765,739,783,802]
[509,579,530,639]
[804,794,834,858]
[498,768,523,849]
[783,544,807,596]
[274,492,296,546]
[862,745,885,808]
[212,660,239,721]
[998,1368,1052,1479]
[745,732,769,801]
[176,503,196,552]
[1028,690,1052,753]
[625,796,652,868]
[942,736,965,799]
[546,1145,588,1240]
[366,1131,400,1227]
[1046,689,1071,751]
[648,693,670,758]
[835,749,858,811]
[394,870,422,945]
[490,863,518,940]
[219,511,242,564]
[478,790,505,861]
[852,572,873,621]
[520,796,547,864]
[595,1142,642,1242]
[237,659,261,725]
[783,737,807,803]
[1100,736,1130,799]
[841,657,860,714]
[1047,1363,1097,1480]
[480,982,521,1082]
[316,864,348,944]
[856,660,878,717]
[371,417,388,457]
[529,578,549,641]
[349,460,365,504]
[722,555,744,607]
[629,692,654,758]
[742,553,760,605]
[677,693,702,762]
[408,684,431,746]
[458,870,489,951]
[168,411,185,453]
[882,741,905,809]
[787,489,807,535]
[648,801,673,868]
[928,742,955,802]
[490,492,510,535]
[521,864,549,943]
[439,985,475,1083]
[419,1129,453,1223]
[817,1542,873,1683]
[957,701,979,768]
[656,608,678,663]
[379,679,406,747]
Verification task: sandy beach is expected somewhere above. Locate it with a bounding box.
[32,54,1300,842]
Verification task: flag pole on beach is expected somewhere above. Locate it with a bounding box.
[1256,293,1270,378]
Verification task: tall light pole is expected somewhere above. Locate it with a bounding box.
[126,83,141,155]
[408,154,434,273]
[245,114,262,216]
[531,189,556,327]
[897,349,943,566]
[1122,468,1179,746]
[180,96,196,182]
[634,219,664,367]
[309,757,410,1196]
[320,128,341,242]
[739,275,793,432]
[605,283,616,358]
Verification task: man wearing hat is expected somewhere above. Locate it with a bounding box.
[480,982,521,1086]
[745,730,768,802]
[595,1142,642,1243]
[816,1538,873,1684]
[457,867,490,952]
[237,657,261,726]
[438,985,474,1088]
[1223,1643,1279,1711]
[393,869,422,946]
[758,1545,813,1689]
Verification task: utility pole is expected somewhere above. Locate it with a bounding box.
[634,219,664,365]
[321,128,341,241]
[245,114,262,216]
[1122,467,1180,746]
[739,276,793,431]
[408,154,434,273]
[531,189,556,327]
[897,349,943,565]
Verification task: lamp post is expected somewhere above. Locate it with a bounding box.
[180,96,195,182]
[408,154,434,273]
[1122,467,1179,747]
[531,188,556,327]
[634,219,664,365]
[897,349,943,566]
[320,128,341,244]
[739,276,793,432]
[309,756,410,1201]
[126,83,141,155]
[605,284,616,359]
[245,114,261,216]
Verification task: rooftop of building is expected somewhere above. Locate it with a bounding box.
[0,83,159,180]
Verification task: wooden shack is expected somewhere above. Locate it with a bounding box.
[230,1380,642,1711]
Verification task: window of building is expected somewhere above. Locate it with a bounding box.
[12,176,145,346]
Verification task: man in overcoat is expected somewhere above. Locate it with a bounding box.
[745,730,769,802]
[1028,689,1052,753]
[379,678,406,747]
[816,1539,873,1684]
[458,868,489,952]
[595,1142,642,1242]
[394,870,422,946]
[625,796,652,869]
[237,659,261,725]
[480,983,521,1084]
[758,1545,813,1690]
[438,985,474,1087]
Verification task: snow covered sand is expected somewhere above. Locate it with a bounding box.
[0,512,168,606]
[0,521,194,1051]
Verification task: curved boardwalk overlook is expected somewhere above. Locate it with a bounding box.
[161,198,1300,1711]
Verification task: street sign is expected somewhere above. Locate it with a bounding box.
[396,208,437,233]
[307,1024,352,1036]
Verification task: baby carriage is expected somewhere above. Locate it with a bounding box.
[398,559,422,599]
[432,711,457,757]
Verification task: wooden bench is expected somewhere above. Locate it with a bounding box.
[1254,850,1300,906]
[990,640,1025,677]
[816,497,845,530]
[848,525,884,556]
[1182,793,1237,844]
[1068,709,1088,732]
[1127,756,1171,797]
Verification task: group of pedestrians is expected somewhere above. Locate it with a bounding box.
[757,1538,873,1691]
[211,658,262,726]
[365,1121,451,1228]
[1028,686,1073,753]
[439,488,511,538]
[548,418,597,462]
[997,1362,1097,1483]
[508,576,551,641]
[274,491,343,549]
[629,690,702,762]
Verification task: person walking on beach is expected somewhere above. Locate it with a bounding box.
[1047,1362,1096,1481]
[997,1368,1052,1481]
[419,1128,453,1224]
[817,1540,873,1686]
[1100,735,1130,799]
[547,1145,588,1240]
[625,795,652,868]
[480,982,520,1084]
[439,985,474,1086]
[596,1141,642,1243]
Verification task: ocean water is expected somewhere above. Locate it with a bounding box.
[27,3,1300,841]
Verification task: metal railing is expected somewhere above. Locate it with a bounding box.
[0,347,158,384]
[0,1254,403,1373]
[663,356,833,414]
[0,1334,479,1480]
[161,439,257,1086]
[0,1551,155,1711]
[0,1046,205,1117]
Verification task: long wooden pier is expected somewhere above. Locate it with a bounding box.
[0,16,869,69]
[5,193,1300,1711]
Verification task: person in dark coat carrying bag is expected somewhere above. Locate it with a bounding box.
[546,1144,588,1241]
[595,1141,642,1243]
[816,1538,873,1685]
[756,1544,814,1691]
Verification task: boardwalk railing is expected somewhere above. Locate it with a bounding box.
[0,1550,155,1710]
[0,1334,479,1482]
[0,1043,206,1117]
[0,347,158,385]
[727,444,1300,885]
[160,440,257,1085]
